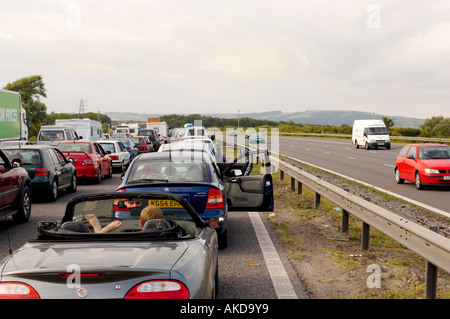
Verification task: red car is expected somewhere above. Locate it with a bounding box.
[0,148,32,223]
[395,144,450,190]
[57,141,112,183]
[129,136,152,154]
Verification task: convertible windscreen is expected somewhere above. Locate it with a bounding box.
[38,194,203,239]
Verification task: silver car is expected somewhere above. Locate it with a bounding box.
[0,192,218,299]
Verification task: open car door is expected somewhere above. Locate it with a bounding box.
[217,147,274,212]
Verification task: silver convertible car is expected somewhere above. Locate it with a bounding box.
[0,192,218,299]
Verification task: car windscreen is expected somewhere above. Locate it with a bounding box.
[418,146,450,159]
[39,130,65,141]
[127,159,209,183]
[364,127,388,135]
[4,149,41,165]
[58,142,91,153]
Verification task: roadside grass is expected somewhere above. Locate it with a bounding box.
[266,165,450,299]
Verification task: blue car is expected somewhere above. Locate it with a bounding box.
[117,150,274,248]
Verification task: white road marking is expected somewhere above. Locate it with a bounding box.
[384,164,395,168]
[248,212,298,299]
[348,157,356,160]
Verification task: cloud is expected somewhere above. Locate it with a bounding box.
[0,0,448,118]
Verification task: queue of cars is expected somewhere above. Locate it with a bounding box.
[1,122,449,299]
[0,125,275,299]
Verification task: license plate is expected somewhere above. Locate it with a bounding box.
[148,199,183,208]
[444,176,450,180]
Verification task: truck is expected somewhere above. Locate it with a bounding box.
[55,118,103,141]
[147,121,168,139]
[0,89,29,141]
[352,119,391,150]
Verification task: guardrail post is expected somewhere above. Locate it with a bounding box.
[362,222,370,250]
[314,192,321,209]
[425,226,438,299]
[280,170,284,180]
[290,177,295,192]
[341,209,349,233]
[297,181,302,195]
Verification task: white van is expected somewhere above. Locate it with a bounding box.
[37,125,80,146]
[352,120,391,150]
[55,118,103,141]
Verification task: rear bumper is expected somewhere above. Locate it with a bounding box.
[75,166,98,178]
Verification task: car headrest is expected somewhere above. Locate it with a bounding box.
[142,219,171,231]
[60,221,90,233]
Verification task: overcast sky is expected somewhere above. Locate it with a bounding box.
[1,1,449,119]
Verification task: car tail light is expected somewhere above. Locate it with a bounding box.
[110,155,119,160]
[206,188,224,209]
[116,189,126,192]
[0,282,40,299]
[35,167,49,176]
[125,280,189,299]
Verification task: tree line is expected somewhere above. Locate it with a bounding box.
[3,75,449,140]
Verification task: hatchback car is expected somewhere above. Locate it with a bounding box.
[117,149,274,248]
[395,144,450,190]
[249,133,266,144]
[57,141,112,183]
[129,136,152,154]
[97,140,131,173]
[4,145,77,201]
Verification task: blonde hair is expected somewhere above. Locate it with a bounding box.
[140,205,163,226]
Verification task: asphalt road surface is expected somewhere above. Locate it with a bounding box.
[275,136,449,214]
[0,173,309,299]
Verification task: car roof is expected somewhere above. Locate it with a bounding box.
[2,144,55,150]
[406,144,448,147]
[136,149,214,163]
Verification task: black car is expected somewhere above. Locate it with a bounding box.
[4,145,77,201]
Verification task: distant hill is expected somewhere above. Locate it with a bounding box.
[106,110,425,128]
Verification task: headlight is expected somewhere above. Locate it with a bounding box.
[425,169,440,174]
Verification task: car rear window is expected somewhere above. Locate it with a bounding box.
[4,149,41,165]
[58,142,91,153]
[128,159,209,183]
[99,143,115,153]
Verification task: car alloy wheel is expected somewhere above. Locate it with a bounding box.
[395,168,404,184]
[13,185,32,223]
[415,171,423,190]
[49,179,58,201]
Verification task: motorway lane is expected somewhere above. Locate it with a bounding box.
[277,136,450,214]
[0,172,308,299]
